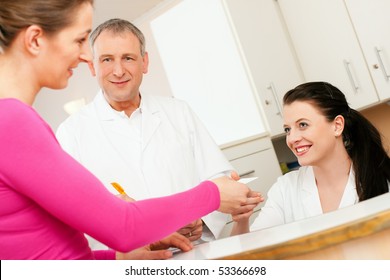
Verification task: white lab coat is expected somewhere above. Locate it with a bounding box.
[56,91,233,248]
[250,166,359,231]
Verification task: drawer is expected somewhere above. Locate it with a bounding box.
[229,148,282,207]
[222,135,273,161]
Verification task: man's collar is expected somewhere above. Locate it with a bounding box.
[94,90,145,120]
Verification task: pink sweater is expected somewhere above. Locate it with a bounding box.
[0,99,220,259]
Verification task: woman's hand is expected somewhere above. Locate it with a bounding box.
[231,190,263,222]
[212,176,263,214]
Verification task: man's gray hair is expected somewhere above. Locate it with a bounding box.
[89,18,146,56]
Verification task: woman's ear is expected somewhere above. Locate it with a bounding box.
[23,25,44,55]
[334,115,345,137]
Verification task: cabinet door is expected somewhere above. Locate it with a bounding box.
[345,0,390,101]
[229,149,282,209]
[224,0,304,137]
[277,0,379,109]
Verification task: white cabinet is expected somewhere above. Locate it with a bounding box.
[219,134,282,238]
[223,0,304,137]
[344,0,390,101]
[277,0,379,110]
[222,135,282,209]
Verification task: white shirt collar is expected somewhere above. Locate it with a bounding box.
[94,90,144,121]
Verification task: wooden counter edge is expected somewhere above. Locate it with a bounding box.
[217,209,390,260]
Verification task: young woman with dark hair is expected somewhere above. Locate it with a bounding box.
[232,81,389,235]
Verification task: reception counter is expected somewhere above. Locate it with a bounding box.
[173,192,390,260]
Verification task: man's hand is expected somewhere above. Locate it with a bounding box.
[177,219,203,242]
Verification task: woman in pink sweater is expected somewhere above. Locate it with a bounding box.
[0,0,260,260]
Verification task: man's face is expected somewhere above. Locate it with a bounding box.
[92,30,148,104]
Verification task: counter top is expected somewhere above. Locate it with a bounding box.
[172,192,390,260]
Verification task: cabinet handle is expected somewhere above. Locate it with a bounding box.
[344,60,359,93]
[239,170,255,177]
[343,60,359,93]
[375,47,390,81]
[266,82,283,117]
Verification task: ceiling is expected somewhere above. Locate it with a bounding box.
[93,0,166,26]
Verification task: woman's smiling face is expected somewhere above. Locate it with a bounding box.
[39,2,93,89]
[283,101,340,167]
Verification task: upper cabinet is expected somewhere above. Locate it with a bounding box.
[344,0,390,101]
[223,0,304,137]
[277,0,380,110]
[137,0,389,140]
[223,0,390,137]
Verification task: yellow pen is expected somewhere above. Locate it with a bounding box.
[110,182,127,195]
